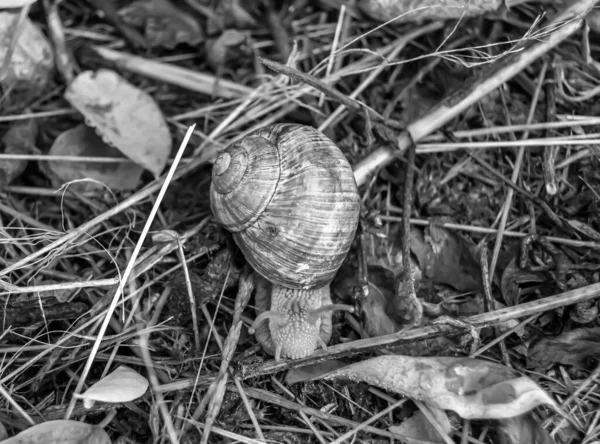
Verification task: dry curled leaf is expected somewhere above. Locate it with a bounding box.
[65,69,171,178]
[410,222,482,292]
[0,11,53,93]
[358,0,503,24]
[76,365,148,408]
[119,0,203,49]
[43,123,144,192]
[500,257,547,306]
[314,355,561,420]
[0,420,111,444]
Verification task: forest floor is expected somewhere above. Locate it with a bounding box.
[1,0,600,443]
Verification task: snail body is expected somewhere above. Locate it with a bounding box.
[210,124,360,359]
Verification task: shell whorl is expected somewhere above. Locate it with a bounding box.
[210,135,280,232]
[211,124,360,290]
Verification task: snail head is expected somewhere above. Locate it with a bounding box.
[250,285,353,360]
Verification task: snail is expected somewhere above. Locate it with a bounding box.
[210,124,360,360]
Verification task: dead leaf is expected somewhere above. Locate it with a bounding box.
[0,420,111,444]
[358,0,503,24]
[410,221,482,292]
[389,407,451,444]
[119,0,203,49]
[527,327,600,371]
[500,257,547,306]
[0,118,38,189]
[76,365,148,408]
[313,355,561,420]
[65,69,171,178]
[496,413,554,444]
[0,11,53,93]
[43,123,144,192]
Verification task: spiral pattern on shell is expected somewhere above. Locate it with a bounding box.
[210,124,360,290]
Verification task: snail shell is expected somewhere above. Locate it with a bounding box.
[210,124,360,290]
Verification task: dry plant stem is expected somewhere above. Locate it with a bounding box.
[352,0,597,187]
[488,61,547,282]
[193,271,255,444]
[139,329,178,444]
[0,383,35,426]
[200,322,242,444]
[544,67,558,195]
[401,139,422,327]
[93,46,253,100]
[238,281,600,379]
[414,401,454,444]
[465,150,564,229]
[43,0,75,84]
[298,410,327,444]
[235,387,421,442]
[318,21,444,132]
[258,57,393,128]
[0,3,31,82]
[0,151,209,279]
[550,362,600,436]
[478,243,510,367]
[381,212,600,249]
[174,238,202,356]
[64,125,196,420]
[328,398,406,444]
[469,314,538,358]
[232,376,265,443]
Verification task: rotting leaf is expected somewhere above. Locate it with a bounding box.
[500,257,547,306]
[76,365,149,409]
[119,0,203,49]
[389,407,451,444]
[0,118,38,189]
[527,327,600,371]
[0,11,54,94]
[0,419,111,444]
[410,221,482,292]
[65,69,171,178]
[496,413,554,444]
[43,123,144,192]
[312,355,561,420]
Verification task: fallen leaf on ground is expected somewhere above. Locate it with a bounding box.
[119,0,203,48]
[0,118,38,189]
[76,365,148,408]
[0,420,110,444]
[410,221,482,292]
[43,123,144,191]
[389,407,451,444]
[527,327,600,371]
[496,413,554,444]
[500,257,547,306]
[313,355,561,420]
[0,11,53,93]
[65,69,171,178]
